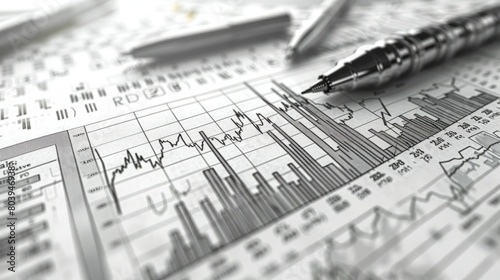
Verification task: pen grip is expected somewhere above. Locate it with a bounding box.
[408,6,500,72]
[345,5,500,88]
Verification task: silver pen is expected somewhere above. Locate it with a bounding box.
[126,10,291,59]
[285,0,350,59]
[303,5,500,94]
[0,0,109,51]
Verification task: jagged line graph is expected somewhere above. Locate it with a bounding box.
[93,85,367,216]
[328,183,470,251]
[359,98,392,126]
[160,110,272,149]
[306,176,491,280]
[95,109,273,214]
[269,86,354,121]
[419,77,461,94]
[439,141,500,178]
[357,96,409,159]
[310,138,500,279]
[322,137,500,259]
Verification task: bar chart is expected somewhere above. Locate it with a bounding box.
[66,70,499,279]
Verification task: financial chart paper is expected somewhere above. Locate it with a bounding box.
[1,0,500,279]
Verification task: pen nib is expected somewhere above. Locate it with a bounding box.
[302,80,328,94]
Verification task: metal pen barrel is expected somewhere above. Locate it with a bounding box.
[320,5,500,92]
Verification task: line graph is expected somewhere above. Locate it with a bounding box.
[442,141,500,177]
[329,179,481,247]
[308,177,476,273]
[419,77,461,94]
[359,97,392,126]
[78,77,500,279]
[94,109,273,214]
[302,170,500,280]
[440,132,500,183]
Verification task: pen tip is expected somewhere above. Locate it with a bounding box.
[302,80,328,94]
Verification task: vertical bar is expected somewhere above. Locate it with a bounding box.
[278,185,298,209]
[295,180,314,202]
[175,201,209,258]
[253,172,290,213]
[225,176,262,230]
[170,230,188,267]
[273,172,303,206]
[200,198,228,244]
[203,168,235,209]
[220,210,240,240]
[288,162,320,199]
